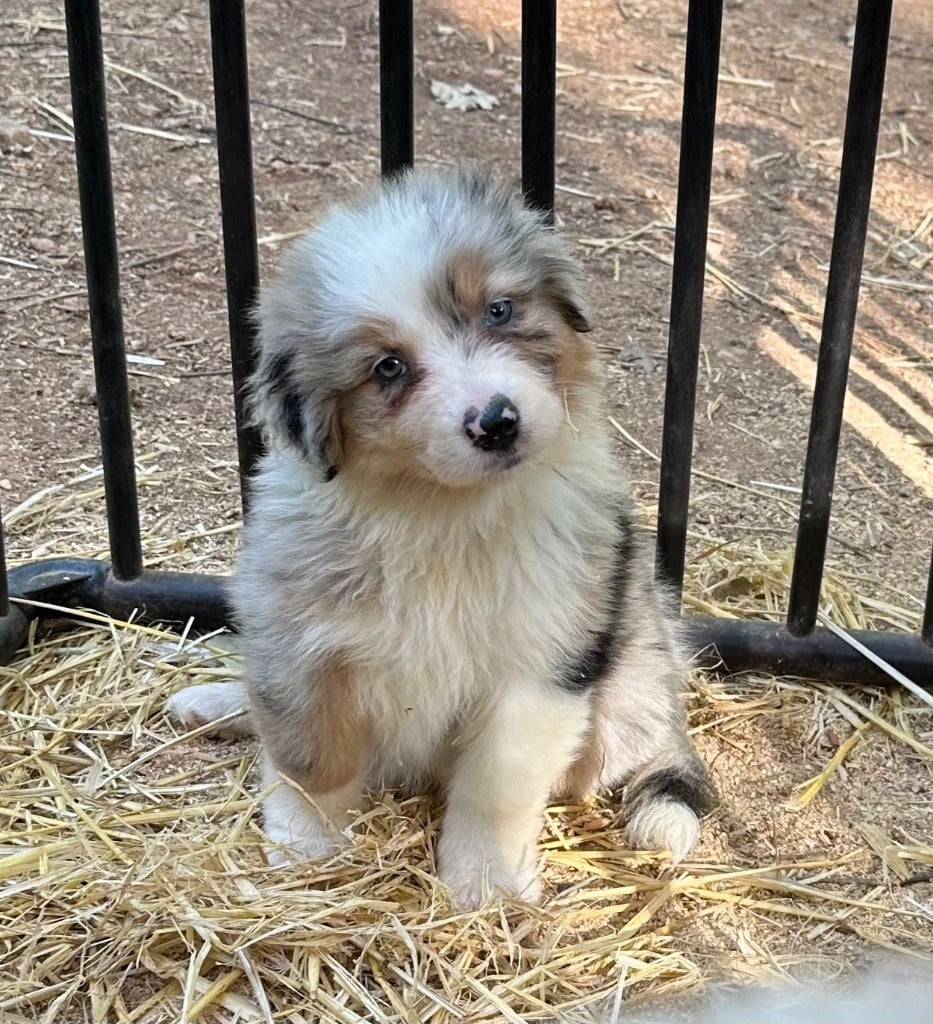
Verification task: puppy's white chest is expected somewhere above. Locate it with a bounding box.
[361,506,596,698]
[360,529,584,786]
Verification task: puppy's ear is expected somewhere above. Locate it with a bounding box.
[249,347,342,479]
[527,226,593,332]
[542,262,592,334]
[553,293,592,333]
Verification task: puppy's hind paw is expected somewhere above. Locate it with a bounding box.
[165,681,254,738]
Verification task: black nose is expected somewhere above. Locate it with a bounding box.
[463,394,521,452]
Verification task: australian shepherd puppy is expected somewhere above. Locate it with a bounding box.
[168,164,714,909]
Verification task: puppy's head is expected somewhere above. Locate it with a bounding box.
[251,164,599,487]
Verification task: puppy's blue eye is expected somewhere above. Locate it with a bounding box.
[485,299,513,327]
[374,356,406,382]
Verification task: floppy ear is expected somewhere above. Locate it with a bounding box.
[553,292,592,333]
[543,265,592,333]
[532,238,593,333]
[249,346,342,480]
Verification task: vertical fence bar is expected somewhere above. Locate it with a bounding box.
[786,0,892,637]
[379,0,414,176]
[923,546,933,646]
[655,0,723,597]
[64,0,143,582]
[209,0,263,510]
[521,0,557,218]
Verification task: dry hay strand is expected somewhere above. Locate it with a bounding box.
[2,454,242,574]
[2,613,931,1022]
[1,619,705,1023]
[685,540,921,636]
[683,540,930,809]
[3,474,932,1022]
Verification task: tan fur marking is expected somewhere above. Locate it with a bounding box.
[254,656,368,795]
[553,733,604,801]
[436,251,491,324]
[500,302,599,397]
[335,317,429,464]
[552,320,601,416]
[350,316,405,356]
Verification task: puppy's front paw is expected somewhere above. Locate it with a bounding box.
[262,778,353,868]
[165,681,254,737]
[441,864,542,911]
[264,822,342,866]
[438,834,542,910]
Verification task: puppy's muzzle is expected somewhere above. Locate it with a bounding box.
[463,395,521,453]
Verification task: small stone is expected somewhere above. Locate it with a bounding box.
[75,374,141,408]
[0,118,32,148]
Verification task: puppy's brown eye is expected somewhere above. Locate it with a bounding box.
[374,356,407,382]
[485,299,513,327]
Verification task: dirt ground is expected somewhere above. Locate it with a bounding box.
[1,0,932,1021]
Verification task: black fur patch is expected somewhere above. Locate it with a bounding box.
[556,512,635,693]
[281,388,306,452]
[626,764,716,819]
[265,351,294,395]
[259,351,308,454]
[558,296,592,333]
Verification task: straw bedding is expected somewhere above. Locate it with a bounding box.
[1,468,931,1023]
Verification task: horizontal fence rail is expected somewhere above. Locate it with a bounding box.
[0,503,28,666]
[1,0,931,688]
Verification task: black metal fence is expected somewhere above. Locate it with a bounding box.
[1,0,931,685]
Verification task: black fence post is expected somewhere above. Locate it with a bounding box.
[521,0,557,219]
[786,0,893,637]
[655,0,724,598]
[209,0,263,511]
[64,0,143,582]
[379,0,414,176]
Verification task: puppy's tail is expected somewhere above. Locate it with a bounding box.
[623,749,715,861]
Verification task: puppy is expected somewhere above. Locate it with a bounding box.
[168,165,714,909]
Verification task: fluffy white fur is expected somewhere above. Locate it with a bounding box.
[167,165,713,908]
